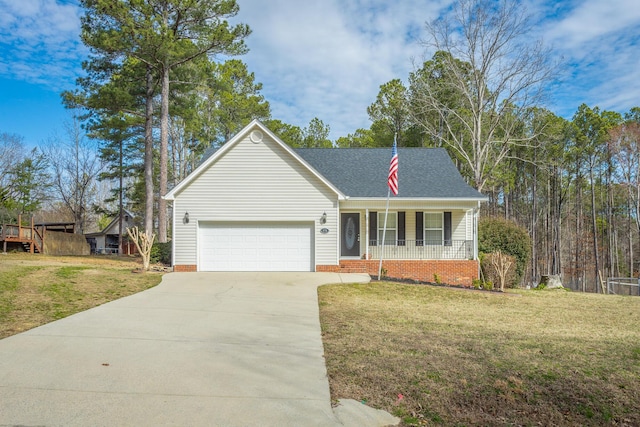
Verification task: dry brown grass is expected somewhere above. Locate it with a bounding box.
[319,282,640,426]
[0,253,163,339]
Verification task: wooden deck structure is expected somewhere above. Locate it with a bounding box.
[0,216,75,254]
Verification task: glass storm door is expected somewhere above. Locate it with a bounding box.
[340,213,360,257]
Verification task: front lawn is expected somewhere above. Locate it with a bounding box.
[319,282,640,426]
[0,253,163,339]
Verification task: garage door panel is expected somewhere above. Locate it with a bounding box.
[199,223,313,272]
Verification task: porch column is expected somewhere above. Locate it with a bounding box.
[473,206,479,260]
[365,208,369,260]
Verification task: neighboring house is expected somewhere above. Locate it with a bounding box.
[164,120,488,285]
[85,210,136,254]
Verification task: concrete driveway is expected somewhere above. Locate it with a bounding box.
[0,272,395,426]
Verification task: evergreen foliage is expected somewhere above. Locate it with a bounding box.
[150,241,172,265]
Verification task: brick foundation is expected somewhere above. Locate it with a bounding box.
[174,261,478,286]
[317,260,479,287]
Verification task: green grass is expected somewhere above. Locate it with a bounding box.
[55,265,91,279]
[0,266,43,322]
[319,283,640,426]
[0,254,163,338]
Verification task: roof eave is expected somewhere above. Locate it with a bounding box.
[343,196,489,202]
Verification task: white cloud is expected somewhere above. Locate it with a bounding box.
[0,0,84,90]
[538,0,640,117]
[544,0,640,48]
[235,0,449,139]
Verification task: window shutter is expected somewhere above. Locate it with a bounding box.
[398,212,406,246]
[444,212,452,246]
[369,211,377,246]
[415,212,423,246]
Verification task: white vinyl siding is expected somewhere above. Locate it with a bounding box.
[465,209,474,241]
[452,210,468,242]
[172,131,338,267]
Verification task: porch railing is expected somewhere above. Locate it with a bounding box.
[367,239,473,260]
[0,216,44,253]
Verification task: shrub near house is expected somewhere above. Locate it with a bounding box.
[479,217,531,287]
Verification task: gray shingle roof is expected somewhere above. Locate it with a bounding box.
[295,147,486,199]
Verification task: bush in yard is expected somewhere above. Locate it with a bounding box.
[479,217,531,286]
[150,242,172,265]
[482,251,517,291]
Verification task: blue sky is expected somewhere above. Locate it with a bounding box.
[1,0,640,147]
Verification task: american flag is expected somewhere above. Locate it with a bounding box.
[387,141,398,195]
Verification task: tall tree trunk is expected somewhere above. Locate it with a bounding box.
[580,173,586,291]
[118,137,123,256]
[552,165,562,275]
[144,65,154,238]
[607,151,617,277]
[531,160,538,283]
[158,65,169,243]
[546,169,551,275]
[504,188,510,221]
[589,163,601,292]
[575,172,582,288]
[74,120,82,233]
[627,200,634,277]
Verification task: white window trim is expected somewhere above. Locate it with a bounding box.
[378,211,397,245]
[424,212,444,245]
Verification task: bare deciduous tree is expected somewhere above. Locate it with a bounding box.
[42,116,103,234]
[410,0,555,191]
[610,120,640,275]
[0,133,24,181]
[490,251,514,292]
[0,134,25,216]
[127,226,155,271]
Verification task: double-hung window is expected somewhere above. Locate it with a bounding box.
[416,211,452,246]
[377,212,397,245]
[369,211,405,246]
[424,213,443,245]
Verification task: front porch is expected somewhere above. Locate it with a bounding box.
[321,205,480,285]
[365,239,473,261]
[317,259,479,286]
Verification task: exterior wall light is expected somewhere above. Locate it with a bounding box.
[183,212,189,224]
[320,212,327,224]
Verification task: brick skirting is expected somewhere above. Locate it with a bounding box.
[175,261,478,286]
[317,260,479,287]
[173,264,197,272]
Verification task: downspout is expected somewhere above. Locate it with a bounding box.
[474,205,479,260]
[335,202,340,266]
[171,200,176,269]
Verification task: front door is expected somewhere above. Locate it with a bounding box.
[340,213,360,257]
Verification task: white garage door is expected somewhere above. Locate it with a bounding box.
[199,222,313,271]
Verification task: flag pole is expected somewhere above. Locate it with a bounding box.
[378,133,398,280]
[378,187,391,280]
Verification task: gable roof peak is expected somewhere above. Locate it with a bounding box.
[164,120,346,201]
